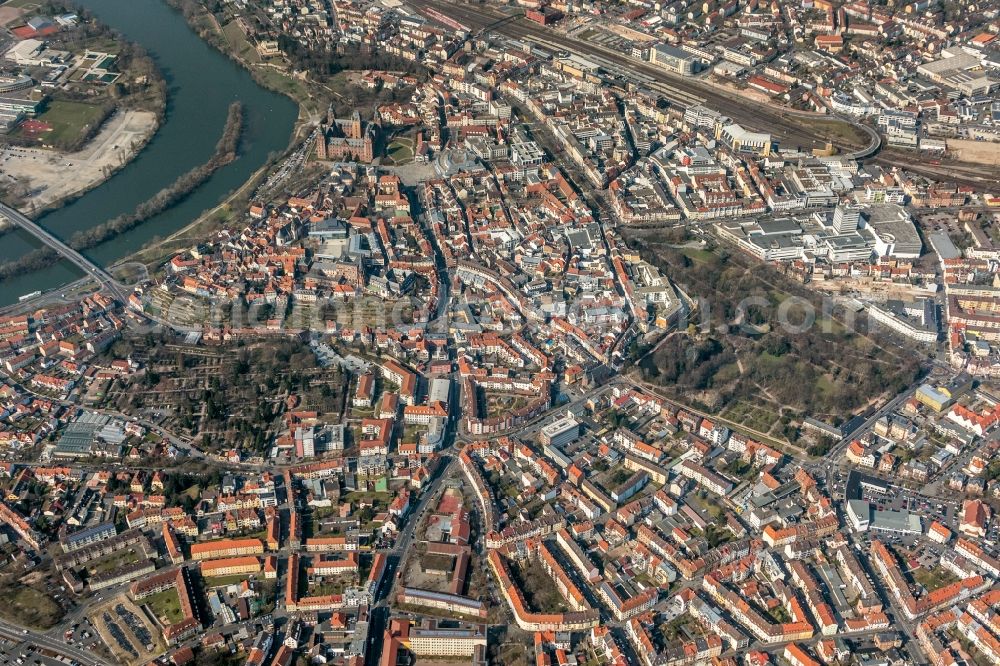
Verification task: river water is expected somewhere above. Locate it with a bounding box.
[0,0,298,305]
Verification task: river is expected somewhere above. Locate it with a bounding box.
[0,0,298,305]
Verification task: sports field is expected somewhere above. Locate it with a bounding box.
[16,100,107,146]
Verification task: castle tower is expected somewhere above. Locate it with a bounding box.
[316,128,328,160]
[350,110,362,140]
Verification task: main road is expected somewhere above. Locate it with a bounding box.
[0,202,211,334]
[0,618,105,666]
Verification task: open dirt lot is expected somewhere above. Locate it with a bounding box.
[947,138,1000,166]
[0,5,28,26]
[602,22,657,42]
[0,108,157,210]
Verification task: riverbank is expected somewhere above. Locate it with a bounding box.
[117,151,276,272]
[0,109,159,214]
[162,0,328,135]
[76,0,321,271]
[0,102,245,282]
[0,0,298,306]
[0,5,167,216]
[93,0,320,270]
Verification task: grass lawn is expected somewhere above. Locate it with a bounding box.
[913,566,959,593]
[719,399,780,434]
[143,587,185,625]
[310,579,347,596]
[204,573,252,588]
[221,20,261,64]
[658,615,695,643]
[3,0,42,8]
[345,491,391,503]
[89,548,141,576]
[313,505,339,519]
[422,553,454,573]
[386,138,414,165]
[19,100,106,146]
[686,490,724,519]
[796,117,869,149]
[402,423,424,442]
[679,246,716,263]
[253,67,322,122]
[0,584,63,629]
[83,37,121,54]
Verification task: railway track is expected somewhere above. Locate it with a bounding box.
[413,0,1000,187]
[417,0,867,151]
[874,149,1000,190]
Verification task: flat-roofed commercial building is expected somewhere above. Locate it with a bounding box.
[651,44,698,76]
[540,415,580,448]
[717,123,772,157]
[429,377,452,406]
[847,500,922,535]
